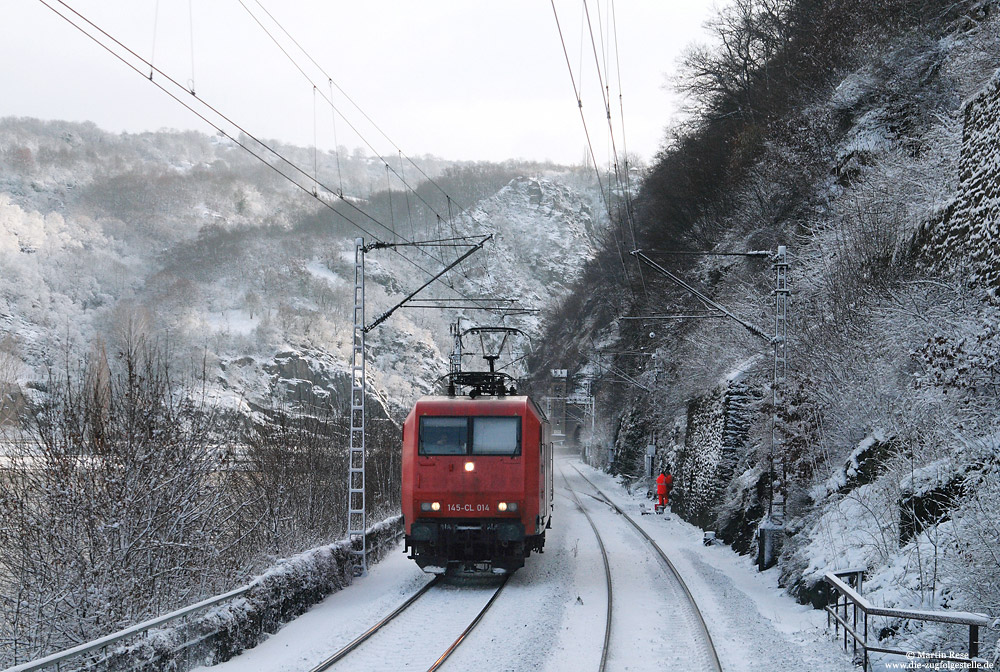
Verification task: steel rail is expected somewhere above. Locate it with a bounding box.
[569,464,724,672]
[426,574,512,671]
[558,465,613,672]
[308,576,441,672]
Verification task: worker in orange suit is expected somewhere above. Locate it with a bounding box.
[656,471,673,510]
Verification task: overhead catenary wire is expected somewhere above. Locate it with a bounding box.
[609,1,638,235]
[631,250,771,341]
[641,249,773,257]
[247,0,465,211]
[583,0,646,295]
[236,0,495,291]
[365,235,494,332]
[550,0,634,298]
[40,0,380,237]
[610,0,636,226]
[37,0,492,310]
[235,0,471,240]
[234,0,459,270]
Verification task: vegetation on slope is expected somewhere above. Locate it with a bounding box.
[534,0,1000,657]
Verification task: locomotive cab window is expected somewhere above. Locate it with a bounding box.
[471,417,521,456]
[419,417,468,455]
[418,416,521,456]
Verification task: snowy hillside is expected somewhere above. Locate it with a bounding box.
[0,119,602,417]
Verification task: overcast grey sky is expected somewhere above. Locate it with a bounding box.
[1,1,720,165]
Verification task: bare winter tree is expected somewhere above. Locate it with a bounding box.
[677,0,794,122]
[0,336,241,665]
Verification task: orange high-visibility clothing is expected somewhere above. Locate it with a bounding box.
[656,473,673,506]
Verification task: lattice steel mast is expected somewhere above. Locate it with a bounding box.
[768,245,788,519]
[347,238,368,575]
[346,235,491,576]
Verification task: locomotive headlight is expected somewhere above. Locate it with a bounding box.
[498,502,507,512]
[464,462,475,472]
[431,501,441,511]
[497,502,518,512]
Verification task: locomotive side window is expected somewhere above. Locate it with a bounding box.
[419,417,468,455]
[471,417,521,456]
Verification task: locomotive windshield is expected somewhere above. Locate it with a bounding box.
[419,417,468,455]
[471,417,520,455]
[418,416,521,456]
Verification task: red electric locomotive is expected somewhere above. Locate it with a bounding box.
[401,390,553,574]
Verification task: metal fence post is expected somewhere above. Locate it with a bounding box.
[843,597,849,650]
[863,612,869,671]
[852,602,857,656]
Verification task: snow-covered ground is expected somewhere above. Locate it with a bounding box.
[570,461,859,672]
[200,455,860,672]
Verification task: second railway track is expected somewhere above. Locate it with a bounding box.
[308,460,720,672]
[557,464,613,672]
[561,461,724,672]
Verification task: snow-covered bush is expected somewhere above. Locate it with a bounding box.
[0,336,244,664]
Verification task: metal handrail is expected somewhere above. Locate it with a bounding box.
[824,570,991,671]
[6,585,251,672]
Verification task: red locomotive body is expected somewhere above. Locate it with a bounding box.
[402,395,553,573]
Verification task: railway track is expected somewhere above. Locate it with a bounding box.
[308,573,509,672]
[307,463,717,672]
[566,462,723,672]
[557,464,613,672]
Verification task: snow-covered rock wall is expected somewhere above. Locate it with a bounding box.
[930,67,1000,296]
[670,378,754,530]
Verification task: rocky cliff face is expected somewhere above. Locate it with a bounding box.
[669,376,755,532]
[928,68,1000,296]
[544,1,1000,659]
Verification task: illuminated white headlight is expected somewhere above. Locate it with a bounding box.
[464,462,475,472]
[498,502,518,512]
[431,502,441,511]
[498,502,508,512]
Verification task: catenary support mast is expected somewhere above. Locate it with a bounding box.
[346,235,490,576]
[347,237,367,575]
[768,245,789,517]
